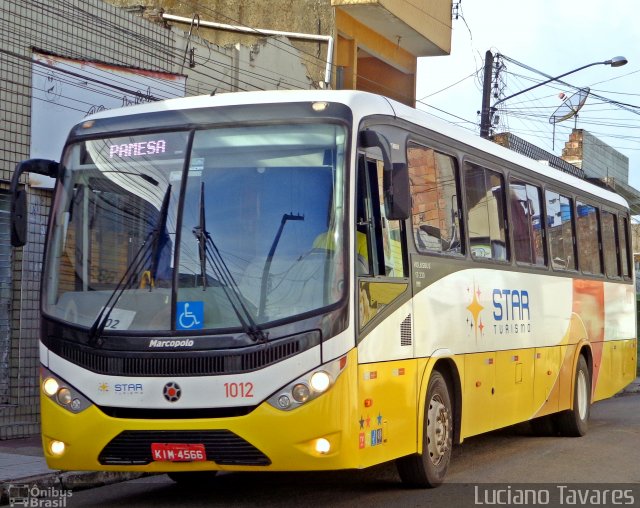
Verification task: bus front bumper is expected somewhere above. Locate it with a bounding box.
[41,356,360,473]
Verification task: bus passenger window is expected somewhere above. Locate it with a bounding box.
[601,211,619,277]
[464,163,507,261]
[509,181,545,266]
[407,144,461,255]
[545,191,576,271]
[576,202,602,275]
[619,216,631,278]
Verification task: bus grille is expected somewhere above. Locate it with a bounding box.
[49,331,319,377]
[98,430,271,466]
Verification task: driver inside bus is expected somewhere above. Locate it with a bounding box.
[312,229,369,275]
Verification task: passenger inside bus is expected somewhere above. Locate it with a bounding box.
[510,194,537,264]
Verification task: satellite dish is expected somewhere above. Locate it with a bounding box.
[549,87,590,124]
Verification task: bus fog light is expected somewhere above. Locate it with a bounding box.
[277,395,291,409]
[292,384,310,403]
[315,438,331,454]
[43,378,59,397]
[49,440,66,456]
[57,388,72,405]
[310,371,331,392]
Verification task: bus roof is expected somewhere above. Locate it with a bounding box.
[84,89,629,210]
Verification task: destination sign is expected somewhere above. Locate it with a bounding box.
[109,139,167,159]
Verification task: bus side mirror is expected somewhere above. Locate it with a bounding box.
[10,159,60,247]
[358,130,410,221]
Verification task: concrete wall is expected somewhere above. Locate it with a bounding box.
[109,0,333,88]
[562,129,629,183]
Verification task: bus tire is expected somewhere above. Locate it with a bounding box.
[555,355,590,437]
[396,370,452,488]
[167,471,217,485]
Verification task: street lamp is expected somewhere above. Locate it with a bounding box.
[479,54,628,138]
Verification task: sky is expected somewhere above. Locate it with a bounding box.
[415,0,640,189]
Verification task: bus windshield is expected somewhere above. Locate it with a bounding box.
[43,123,347,333]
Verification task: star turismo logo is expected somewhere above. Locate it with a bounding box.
[466,283,485,341]
[163,382,181,402]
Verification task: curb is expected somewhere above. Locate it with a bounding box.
[616,379,640,397]
[623,383,640,394]
[1,471,147,505]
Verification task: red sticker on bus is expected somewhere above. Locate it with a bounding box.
[151,443,207,462]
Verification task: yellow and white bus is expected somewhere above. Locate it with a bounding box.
[11,90,637,487]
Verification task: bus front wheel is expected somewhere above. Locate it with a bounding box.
[396,370,453,488]
[555,355,590,437]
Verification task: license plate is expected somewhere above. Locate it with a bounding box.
[151,443,207,462]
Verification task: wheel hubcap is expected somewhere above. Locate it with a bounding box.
[576,370,588,420]
[426,394,450,466]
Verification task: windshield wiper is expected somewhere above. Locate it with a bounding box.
[193,182,268,343]
[258,212,304,318]
[88,185,172,346]
[148,185,172,288]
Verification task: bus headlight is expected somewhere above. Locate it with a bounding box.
[292,384,310,403]
[43,377,59,397]
[310,371,331,392]
[56,388,72,405]
[41,367,92,414]
[267,355,347,411]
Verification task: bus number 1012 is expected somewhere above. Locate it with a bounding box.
[224,382,254,398]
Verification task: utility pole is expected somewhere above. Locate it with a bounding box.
[479,50,494,139]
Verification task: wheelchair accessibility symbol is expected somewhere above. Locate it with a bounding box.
[176,301,204,330]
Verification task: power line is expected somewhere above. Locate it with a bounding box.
[417,70,477,100]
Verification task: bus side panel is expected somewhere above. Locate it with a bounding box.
[355,359,418,467]
[493,348,535,429]
[593,281,637,401]
[532,345,561,418]
[593,339,637,401]
[461,351,495,438]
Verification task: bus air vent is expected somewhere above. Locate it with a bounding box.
[98,430,270,466]
[400,315,412,346]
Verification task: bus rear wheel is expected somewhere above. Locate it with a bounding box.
[555,355,590,437]
[396,370,453,488]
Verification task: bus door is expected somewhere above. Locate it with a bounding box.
[356,154,411,348]
[355,152,416,462]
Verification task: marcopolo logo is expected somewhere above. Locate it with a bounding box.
[148,339,195,348]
